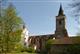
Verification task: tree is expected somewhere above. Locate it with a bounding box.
[69,0,80,35]
[0,0,6,53]
[0,3,24,53]
[0,13,4,53]
[70,0,80,16]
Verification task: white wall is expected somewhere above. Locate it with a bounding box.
[21,27,29,47]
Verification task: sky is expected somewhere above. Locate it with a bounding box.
[6,0,78,36]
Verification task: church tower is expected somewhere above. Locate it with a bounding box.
[55,4,68,39]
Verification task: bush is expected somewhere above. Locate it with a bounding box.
[25,47,35,53]
[40,39,54,54]
[14,43,24,53]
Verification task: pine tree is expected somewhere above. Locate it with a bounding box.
[1,3,24,52]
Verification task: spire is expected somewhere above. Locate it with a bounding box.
[58,4,64,16]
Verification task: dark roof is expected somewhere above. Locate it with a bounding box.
[58,4,64,16]
[29,34,55,39]
[30,34,54,37]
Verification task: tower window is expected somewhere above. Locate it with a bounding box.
[59,20,62,25]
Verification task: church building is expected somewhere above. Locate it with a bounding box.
[28,4,69,52]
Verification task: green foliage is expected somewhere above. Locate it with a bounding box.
[45,39,54,49]
[44,39,80,54]
[10,30,22,42]
[40,39,54,54]
[46,39,54,44]
[25,47,35,53]
[14,43,35,53]
[19,46,35,53]
[47,44,80,54]
[0,3,24,53]
[14,43,24,53]
[65,45,80,54]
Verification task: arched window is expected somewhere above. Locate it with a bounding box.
[59,20,62,25]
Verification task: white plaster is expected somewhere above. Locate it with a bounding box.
[53,37,55,40]
[34,45,37,50]
[21,27,29,47]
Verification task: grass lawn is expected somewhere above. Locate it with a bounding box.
[2,52,36,54]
